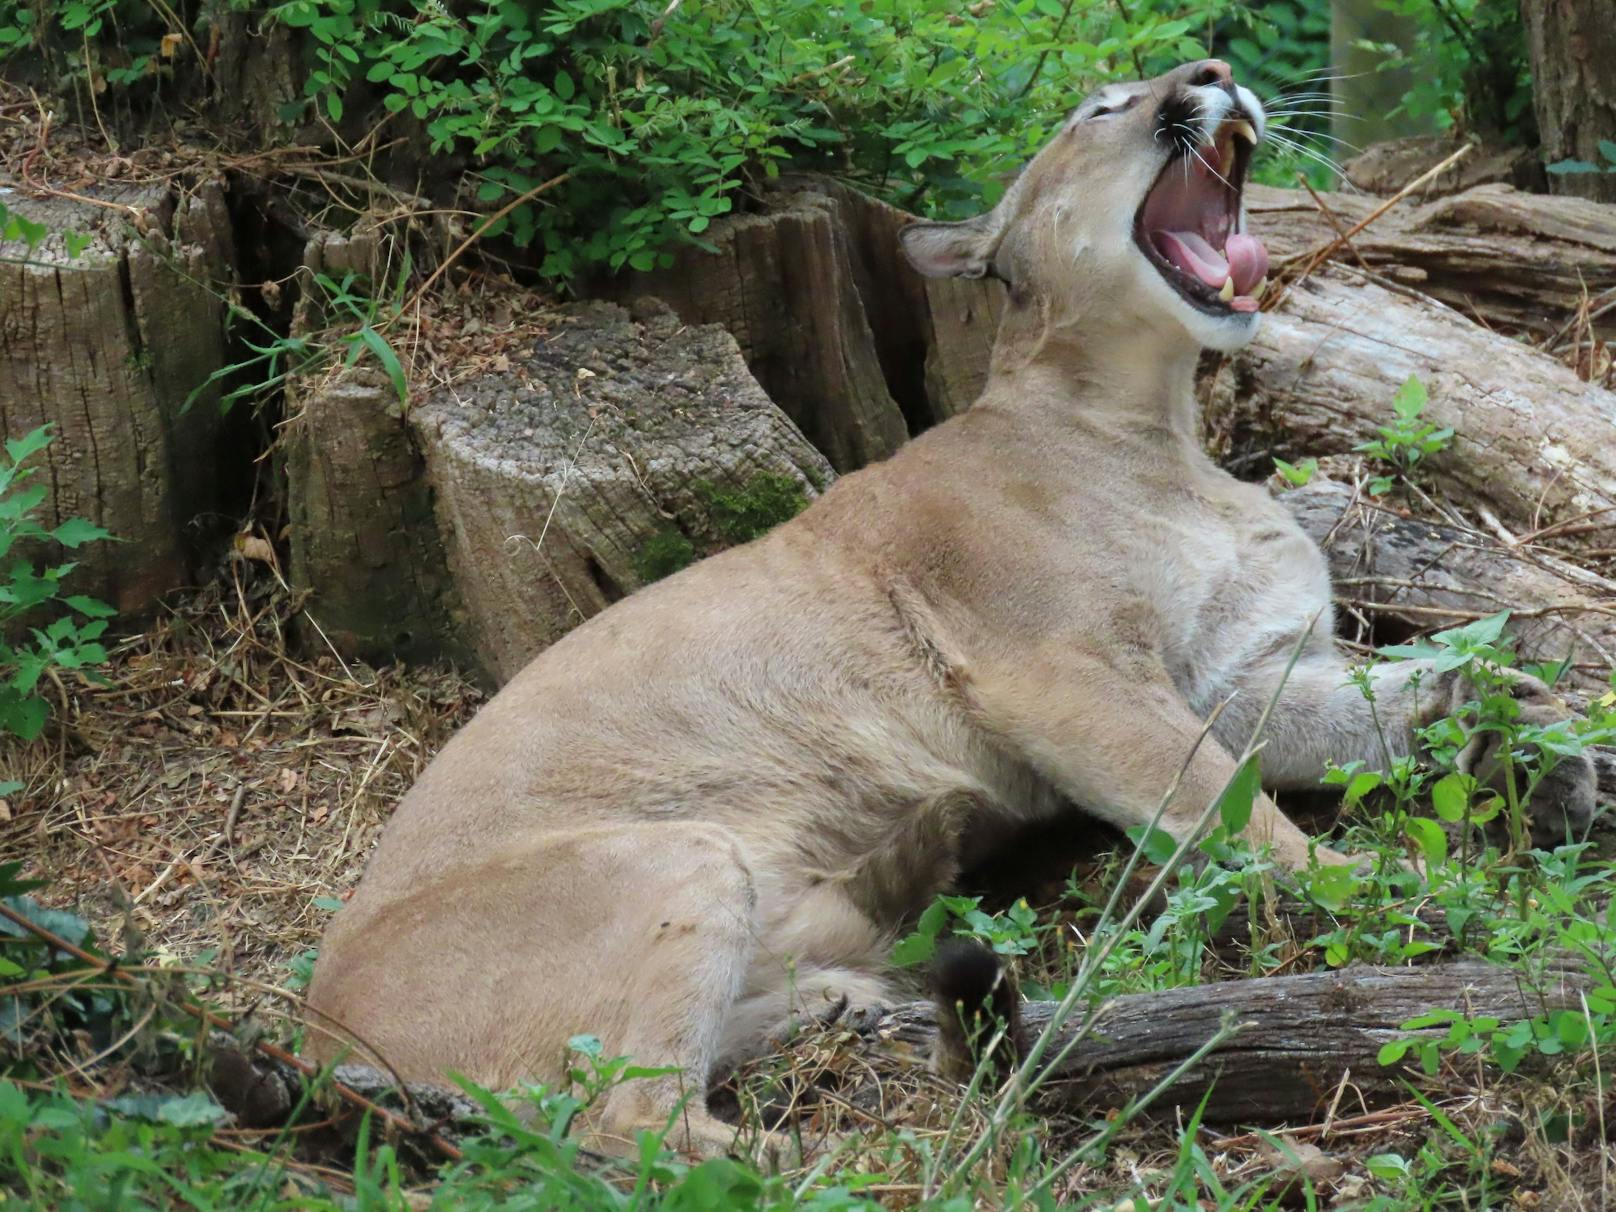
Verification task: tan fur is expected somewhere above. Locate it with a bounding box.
[307,61,1593,1156]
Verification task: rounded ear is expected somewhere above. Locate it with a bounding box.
[899,212,1003,280]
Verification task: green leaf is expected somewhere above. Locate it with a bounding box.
[1125,824,1180,866]
[1391,374,1428,421]
[1215,755,1260,837]
[1547,158,1601,175]
[1430,772,1473,822]
[1272,456,1317,487]
[353,326,408,406]
[50,517,112,548]
[326,91,344,123]
[1404,816,1447,865]
[61,595,115,618]
[4,427,53,467]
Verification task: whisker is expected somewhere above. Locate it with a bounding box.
[1260,137,1351,182]
[1262,129,1350,167]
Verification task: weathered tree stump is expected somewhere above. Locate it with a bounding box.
[1204,269,1616,541]
[284,231,472,670]
[288,294,834,683]
[617,189,910,471]
[784,176,1008,427]
[0,184,234,614]
[412,298,834,682]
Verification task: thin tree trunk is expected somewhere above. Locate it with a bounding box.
[1521,0,1616,203]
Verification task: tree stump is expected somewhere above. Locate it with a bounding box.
[287,295,834,683]
[411,298,835,683]
[784,176,1007,427]
[283,231,472,670]
[0,183,234,614]
[616,190,910,471]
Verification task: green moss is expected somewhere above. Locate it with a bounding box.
[695,473,809,545]
[633,528,697,584]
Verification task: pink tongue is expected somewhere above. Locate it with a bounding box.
[1156,230,1269,295]
[1225,234,1268,295]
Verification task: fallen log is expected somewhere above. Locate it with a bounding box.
[216,959,1591,1143]
[1246,183,1616,343]
[857,959,1591,1127]
[1279,477,1616,694]
[1203,268,1616,544]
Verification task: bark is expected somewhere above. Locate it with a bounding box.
[783,176,1008,426]
[1203,269,1616,543]
[409,298,835,683]
[1521,0,1616,204]
[614,190,909,472]
[1247,183,1616,342]
[0,183,234,614]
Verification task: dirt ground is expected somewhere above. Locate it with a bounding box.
[0,563,480,1006]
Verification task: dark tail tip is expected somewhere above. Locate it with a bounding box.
[930,939,1021,1083]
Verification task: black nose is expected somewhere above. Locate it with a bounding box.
[1189,59,1233,88]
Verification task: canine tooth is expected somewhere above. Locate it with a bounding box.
[1218,276,1235,302]
[1252,276,1268,299]
[1230,120,1257,146]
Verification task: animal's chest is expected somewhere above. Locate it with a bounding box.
[1123,484,1334,706]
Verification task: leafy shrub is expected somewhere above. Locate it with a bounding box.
[1362,0,1534,141]
[0,0,1341,288]
[0,426,114,748]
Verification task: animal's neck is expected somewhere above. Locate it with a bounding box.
[982,314,1204,442]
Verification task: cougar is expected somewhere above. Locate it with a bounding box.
[306,60,1595,1156]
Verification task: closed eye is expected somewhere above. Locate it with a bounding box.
[1086,94,1140,120]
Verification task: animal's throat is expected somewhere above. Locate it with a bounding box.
[1135,119,1268,315]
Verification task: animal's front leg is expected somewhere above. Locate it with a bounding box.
[965,643,1353,869]
[1218,654,1596,845]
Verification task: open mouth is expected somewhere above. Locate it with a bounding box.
[1134,116,1268,315]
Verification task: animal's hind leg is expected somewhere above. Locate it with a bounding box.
[571,824,760,1158]
[308,820,758,1160]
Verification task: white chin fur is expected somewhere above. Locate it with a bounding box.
[1135,259,1261,351]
